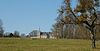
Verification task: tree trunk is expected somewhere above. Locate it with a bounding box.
[90,28,96,48]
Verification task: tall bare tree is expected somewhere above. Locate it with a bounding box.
[0,19,4,37]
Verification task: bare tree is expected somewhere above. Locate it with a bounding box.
[13,30,20,37]
[0,19,4,37]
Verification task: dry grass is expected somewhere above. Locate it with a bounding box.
[0,38,100,51]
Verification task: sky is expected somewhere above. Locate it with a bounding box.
[0,0,63,34]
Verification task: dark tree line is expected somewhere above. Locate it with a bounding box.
[4,31,20,37]
[0,19,24,37]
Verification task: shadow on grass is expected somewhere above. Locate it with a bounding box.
[92,47,100,50]
[95,47,100,49]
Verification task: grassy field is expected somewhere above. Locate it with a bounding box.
[0,38,100,51]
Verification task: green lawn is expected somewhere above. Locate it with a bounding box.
[0,38,100,51]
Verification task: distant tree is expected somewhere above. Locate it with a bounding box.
[0,19,4,37]
[21,33,26,38]
[4,32,11,37]
[51,24,58,38]
[52,22,64,39]
[9,33,13,37]
[13,30,20,37]
[52,6,66,39]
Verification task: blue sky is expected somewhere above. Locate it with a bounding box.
[0,0,63,34]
